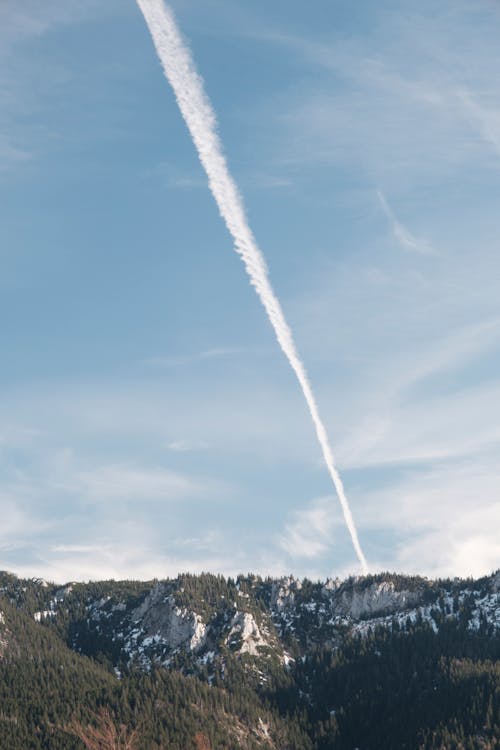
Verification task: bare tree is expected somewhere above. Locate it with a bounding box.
[65,707,140,750]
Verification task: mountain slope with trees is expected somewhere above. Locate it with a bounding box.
[0,570,498,748]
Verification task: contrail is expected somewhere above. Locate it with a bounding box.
[136,0,369,573]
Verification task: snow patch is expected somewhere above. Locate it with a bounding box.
[34,610,56,622]
[131,583,206,653]
[227,611,268,655]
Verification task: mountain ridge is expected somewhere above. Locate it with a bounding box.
[0,569,498,748]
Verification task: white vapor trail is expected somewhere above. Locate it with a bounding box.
[136,0,369,573]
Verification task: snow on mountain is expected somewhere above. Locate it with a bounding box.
[492,570,500,593]
[270,576,303,612]
[0,611,8,659]
[131,582,206,653]
[227,611,268,655]
[329,579,421,619]
[0,569,497,679]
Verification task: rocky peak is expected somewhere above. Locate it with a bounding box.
[227,611,268,655]
[322,577,341,593]
[329,579,422,620]
[491,570,500,594]
[132,583,206,653]
[270,576,302,612]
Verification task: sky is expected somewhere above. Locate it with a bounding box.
[1,0,499,583]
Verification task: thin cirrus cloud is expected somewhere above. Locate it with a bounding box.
[0,446,233,581]
[456,88,500,158]
[309,313,500,471]
[71,463,199,502]
[376,191,433,255]
[0,0,123,171]
[0,0,121,46]
[336,379,500,471]
[237,3,500,189]
[357,452,500,578]
[278,496,340,559]
[142,347,252,369]
[167,439,210,453]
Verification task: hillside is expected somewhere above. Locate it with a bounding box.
[0,570,498,748]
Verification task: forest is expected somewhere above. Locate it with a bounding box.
[0,571,498,748]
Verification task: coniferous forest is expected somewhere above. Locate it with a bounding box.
[0,570,498,749]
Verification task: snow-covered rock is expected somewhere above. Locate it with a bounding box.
[132,583,206,653]
[0,611,7,658]
[322,578,341,594]
[227,611,268,655]
[32,578,49,588]
[34,610,56,622]
[491,571,500,594]
[330,581,421,620]
[270,576,302,612]
[20,569,499,677]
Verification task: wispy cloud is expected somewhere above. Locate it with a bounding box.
[279,496,340,559]
[241,172,292,190]
[0,0,119,47]
[0,0,122,172]
[0,441,233,580]
[73,463,199,502]
[142,160,208,189]
[456,88,500,158]
[233,2,500,197]
[167,439,209,452]
[356,452,500,578]
[377,190,433,255]
[144,161,291,191]
[327,319,500,470]
[392,318,500,393]
[142,346,251,369]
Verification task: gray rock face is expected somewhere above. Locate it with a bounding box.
[322,578,341,594]
[6,569,497,678]
[0,611,7,658]
[227,611,267,655]
[132,583,206,652]
[270,577,302,612]
[330,581,421,620]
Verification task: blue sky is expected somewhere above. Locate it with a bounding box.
[1,0,499,582]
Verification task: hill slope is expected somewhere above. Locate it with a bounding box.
[0,570,498,748]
